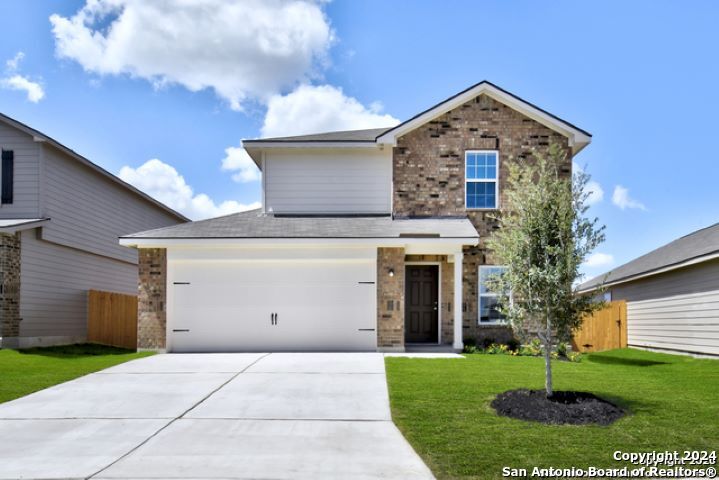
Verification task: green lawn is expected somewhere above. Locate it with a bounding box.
[385,348,719,479]
[0,343,153,403]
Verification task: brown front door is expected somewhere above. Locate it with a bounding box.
[405,265,439,343]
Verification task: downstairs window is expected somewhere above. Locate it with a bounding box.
[478,265,508,325]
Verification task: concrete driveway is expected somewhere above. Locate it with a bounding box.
[0,353,434,479]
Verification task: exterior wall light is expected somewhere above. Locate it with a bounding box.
[388,268,395,277]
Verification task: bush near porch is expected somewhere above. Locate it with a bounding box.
[385,348,719,480]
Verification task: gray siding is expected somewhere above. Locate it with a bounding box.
[19,228,137,339]
[612,259,719,355]
[264,148,392,214]
[40,143,181,264]
[0,122,40,218]
[0,119,185,346]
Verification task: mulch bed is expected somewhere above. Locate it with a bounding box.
[491,389,625,425]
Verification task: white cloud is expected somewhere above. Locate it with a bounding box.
[1,75,45,103]
[221,146,260,183]
[585,180,604,206]
[1,52,45,103]
[573,162,603,206]
[6,52,25,71]
[583,252,614,268]
[612,185,646,210]
[261,84,400,137]
[119,159,260,220]
[50,0,334,110]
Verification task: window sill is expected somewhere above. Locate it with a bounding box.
[477,323,510,328]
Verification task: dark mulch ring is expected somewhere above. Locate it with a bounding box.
[491,389,625,426]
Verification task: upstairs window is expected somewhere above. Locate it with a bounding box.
[465,151,498,209]
[478,265,508,324]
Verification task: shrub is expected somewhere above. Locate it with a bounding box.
[482,338,496,349]
[518,339,543,357]
[486,343,509,355]
[567,351,582,363]
[556,342,569,357]
[463,337,477,347]
[462,344,479,354]
[506,338,521,352]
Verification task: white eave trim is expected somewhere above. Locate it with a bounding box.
[243,141,380,149]
[120,236,479,249]
[0,218,51,234]
[578,251,719,293]
[376,82,591,154]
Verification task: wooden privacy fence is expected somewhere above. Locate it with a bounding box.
[87,290,138,349]
[572,300,627,352]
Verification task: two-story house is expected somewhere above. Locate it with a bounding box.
[0,113,188,348]
[120,81,591,352]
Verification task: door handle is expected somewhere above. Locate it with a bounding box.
[275,313,278,325]
[270,313,278,325]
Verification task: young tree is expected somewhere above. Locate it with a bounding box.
[486,143,605,397]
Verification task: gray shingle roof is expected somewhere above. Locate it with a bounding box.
[242,127,392,144]
[579,222,719,291]
[122,209,479,239]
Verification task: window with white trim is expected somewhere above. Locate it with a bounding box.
[465,150,498,209]
[478,265,508,324]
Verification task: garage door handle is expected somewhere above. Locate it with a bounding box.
[271,313,278,325]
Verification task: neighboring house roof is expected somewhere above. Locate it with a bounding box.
[243,127,390,144]
[579,222,719,292]
[121,208,479,240]
[243,81,592,163]
[0,112,190,222]
[0,218,50,234]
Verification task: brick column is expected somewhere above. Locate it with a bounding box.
[0,232,21,348]
[138,248,167,350]
[377,247,405,351]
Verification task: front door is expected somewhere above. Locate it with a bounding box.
[405,265,439,343]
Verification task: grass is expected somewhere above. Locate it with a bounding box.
[0,343,153,403]
[385,348,719,479]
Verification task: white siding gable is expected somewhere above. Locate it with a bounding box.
[264,148,391,214]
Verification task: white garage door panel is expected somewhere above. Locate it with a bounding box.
[169,260,376,352]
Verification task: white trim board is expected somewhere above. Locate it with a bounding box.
[120,237,477,250]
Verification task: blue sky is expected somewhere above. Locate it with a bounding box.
[1,0,718,281]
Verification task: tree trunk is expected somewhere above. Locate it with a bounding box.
[544,315,553,398]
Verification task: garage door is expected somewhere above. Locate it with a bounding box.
[168,256,377,352]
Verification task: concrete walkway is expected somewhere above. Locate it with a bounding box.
[0,353,434,479]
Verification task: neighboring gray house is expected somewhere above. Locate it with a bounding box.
[579,223,719,356]
[0,113,188,348]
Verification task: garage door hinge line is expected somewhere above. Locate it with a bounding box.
[86,353,272,480]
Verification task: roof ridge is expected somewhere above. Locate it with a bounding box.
[0,111,189,222]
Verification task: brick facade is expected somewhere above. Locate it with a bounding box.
[138,248,167,350]
[377,247,405,350]
[392,93,571,345]
[0,232,21,347]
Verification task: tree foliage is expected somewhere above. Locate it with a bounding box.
[486,143,606,396]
